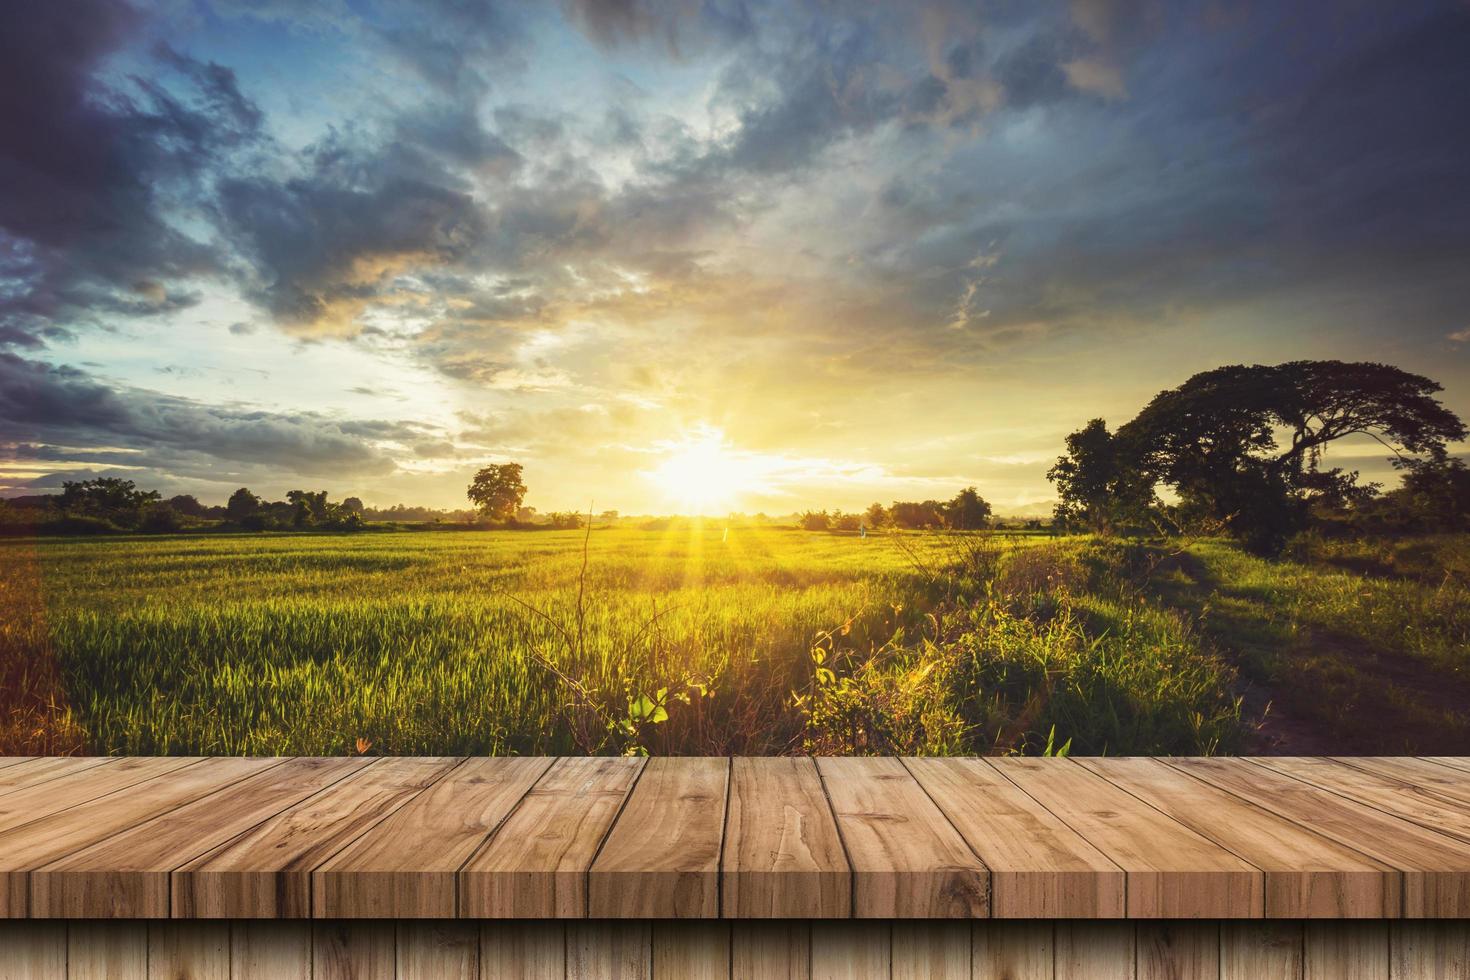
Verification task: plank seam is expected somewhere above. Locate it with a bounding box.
[299,756,475,919]
[0,756,210,847]
[975,757,1135,918]
[1159,758,1411,920]
[0,757,117,803]
[716,756,731,924]
[812,756,857,920]
[583,754,651,919]
[1246,756,1470,848]
[145,757,386,918]
[440,756,558,918]
[896,756,994,917]
[1075,759,1276,915]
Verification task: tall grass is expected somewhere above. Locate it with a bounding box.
[0,526,1245,756]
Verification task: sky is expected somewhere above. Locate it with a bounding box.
[2,0,1469,516]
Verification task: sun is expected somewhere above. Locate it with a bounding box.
[648,426,760,514]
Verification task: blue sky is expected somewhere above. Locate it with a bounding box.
[2,0,1468,514]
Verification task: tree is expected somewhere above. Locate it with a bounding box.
[800,510,831,531]
[863,502,888,529]
[467,463,527,522]
[1118,361,1466,553]
[167,494,206,517]
[888,500,946,529]
[341,497,365,515]
[946,486,992,530]
[1047,419,1155,533]
[1391,449,1470,531]
[59,478,159,525]
[286,490,330,528]
[226,487,260,522]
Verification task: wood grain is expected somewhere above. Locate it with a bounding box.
[1305,921,1389,980]
[1056,921,1134,980]
[1256,756,1470,844]
[397,921,479,980]
[587,757,727,918]
[0,756,280,917]
[566,921,650,979]
[1081,756,1397,917]
[1173,756,1470,917]
[31,756,369,918]
[172,756,462,918]
[67,922,147,980]
[147,921,229,980]
[993,757,1260,918]
[482,922,566,979]
[908,756,1124,917]
[0,757,198,837]
[890,922,968,980]
[462,756,643,918]
[652,921,729,980]
[723,757,849,918]
[0,920,65,979]
[1137,923,1218,980]
[315,756,551,917]
[815,756,987,917]
[1220,921,1303,980]
[314,920,396,980]
[0,757,112,797]
[232,920,311,980]
[973,921,1053,980]
[810,922,889,980]
[1391,921,1470,979]
[732,922,811,980]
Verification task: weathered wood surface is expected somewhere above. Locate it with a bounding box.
[1,920,1467,978]
[0,757,1469,920]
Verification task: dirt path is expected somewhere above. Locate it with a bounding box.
[1147,550,1470,755]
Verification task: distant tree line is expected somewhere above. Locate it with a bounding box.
[1047,360,1469,554]
[800,487,994,532]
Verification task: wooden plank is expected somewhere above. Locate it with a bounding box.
[482,922,565,979]
[1056,921,1134,980]
[172,756,462,918]
[1081,756,1398,917]
[908,757,1124,918]
[891,922,969,980]
[462,756,643,918]
[0,920,65,978]
[0,757,199,836]
[587,757,727,918]
[148,921,230,980]
[231,921,311,980]
[1172,756,1470,917]
[1255,757,1470,844]
[31,756,370,918]
[69,921,148,980]
[398,921,479,980]
[723,757,849,918]
[314,920,396,980]
[1305,921,1388,980]
[0,758,30,772]
[652,921,729,980]
[733,921,811,980]
[973,921,1053,979]
[1220,921,1303,980]
[0,756,112,797]
[1391,921,1470,979]
[0,756,280,917]
[991,757,1260,918]
[567,921,650,979]
[815,756,987,918]
[315,756,550,918]
[1138,923,1218,980]
[1344,757,1470,808]
[811,922,889,980]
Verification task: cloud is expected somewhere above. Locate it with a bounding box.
[1449,328,1470,343]
[0,352,414,483]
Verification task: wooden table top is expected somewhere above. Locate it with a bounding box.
[1,755,1467,920]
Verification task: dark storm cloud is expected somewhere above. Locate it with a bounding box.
[0,0,264,348]
[0,352,411,478]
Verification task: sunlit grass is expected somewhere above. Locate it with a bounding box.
[1,526,1248,756]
